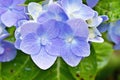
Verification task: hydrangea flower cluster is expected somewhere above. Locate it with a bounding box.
[0,0,108,70]
[14,0,108,70]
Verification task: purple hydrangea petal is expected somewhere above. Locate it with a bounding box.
[58,22,73,39]
[38,11,55,23]
[12,0,26,11]
[0,7,6,15]
[48,3,68,21]
[61,46,82,66]
[71,37,90,57]
[20,33,41,55]
[0,46,4,54]
[60,0,82,10]
[14,39,21,49]
[100,15,109,22]
[86,0,99,8]
[20,21,40,38]
[0,23,9,40]
[45,38,64,56]
[87,11,103,27]
[38,20,60,39]
[0,41,17,62]
[31,48,57,70]
[67,19,89,38]
[0,0,13,7]
[1,10,17,27]
[73,4,94,20]
[60,0,94,20]
[98,23,109,33]
[28,2,42,21]
[38,3,68,23]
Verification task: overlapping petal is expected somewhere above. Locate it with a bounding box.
[61,45,82,66]
[71,37,90,57]
[31,48,57,70]
[38,3,68,23]
[1,10,18,27]
[20,33,41,55]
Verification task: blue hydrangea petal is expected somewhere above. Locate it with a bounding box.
[38,3,68,23]
[87,11,103,27]
[48,3,68,21]
[98,23,109,33]
[71,37,90,57]
[86,0,99,8]
[38,11,55,23]
[100,15,109,22]
[12,0,25,11]
[31,48,57,70]
[67,19,89,38]
[38,20,60,39]
[20,21,40,38]
[0,24,9,40]
[89,36,104,43]
[58,22,73,39]
[20,33,41,55]
[0,41,17,62]
[73,4,94,20]
[0,7,6,15]
[0,46,4,54]
[0,0,13,7]
[14,39,21,49]
[45,38,64,56]
[28,2,42,21]
[60,0,82,10]
[1,10,17,27]
[61,46,82,66]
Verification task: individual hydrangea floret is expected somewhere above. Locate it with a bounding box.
[0,0,27,27]
[87,11,108,43]
[59,0,94,20]
[0,23,9,40]
[14,0,108,70]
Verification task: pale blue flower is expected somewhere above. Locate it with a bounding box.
[59,0,94,20]
[0,0,27,27]
[87,11,108,43]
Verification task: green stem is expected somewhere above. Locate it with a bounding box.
[0,62,2,80]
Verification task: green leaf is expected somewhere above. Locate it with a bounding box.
[5,27,16,42]
[95,0,120,22]
[25,0,43,4]
[92,42,113,70]
[69,45,97,80]
[0,51,40,80]
[0,51,75,80]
